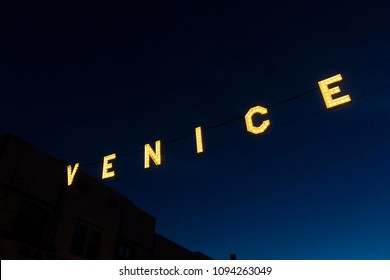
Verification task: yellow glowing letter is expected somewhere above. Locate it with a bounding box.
[67,163,79,186]
[195,126,204,153]
[245,105,270,134]
[102,153,116,179]
[144,140,162,169]
[318,74,351,109]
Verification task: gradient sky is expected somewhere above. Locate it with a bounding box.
[1,1,390,259]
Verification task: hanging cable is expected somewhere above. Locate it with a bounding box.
[9,58,390,182]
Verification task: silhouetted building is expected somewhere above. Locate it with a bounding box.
[0,134,211,260]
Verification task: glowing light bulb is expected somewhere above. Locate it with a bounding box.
[67,163,79,186]
[144,140,162,169]
[245,106,270,134]
[102,153,116,179]
[195,126,204,154]
[318,74,351,109]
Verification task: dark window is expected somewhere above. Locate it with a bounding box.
[117,242,137,260]
[12,202,50,245]
[69,223,101,259]
[69,224,87,256]
[85,230,101,259]
[75,178,89,194]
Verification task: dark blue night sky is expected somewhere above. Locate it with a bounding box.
[1,1,390,259]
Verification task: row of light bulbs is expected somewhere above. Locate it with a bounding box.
[67,74,351,186]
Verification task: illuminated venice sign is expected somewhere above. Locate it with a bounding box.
[67,74,351,186]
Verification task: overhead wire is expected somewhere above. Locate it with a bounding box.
[116,81,390,178]
[9,57,390,183]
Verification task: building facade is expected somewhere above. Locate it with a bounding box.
[0,134,210,260]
